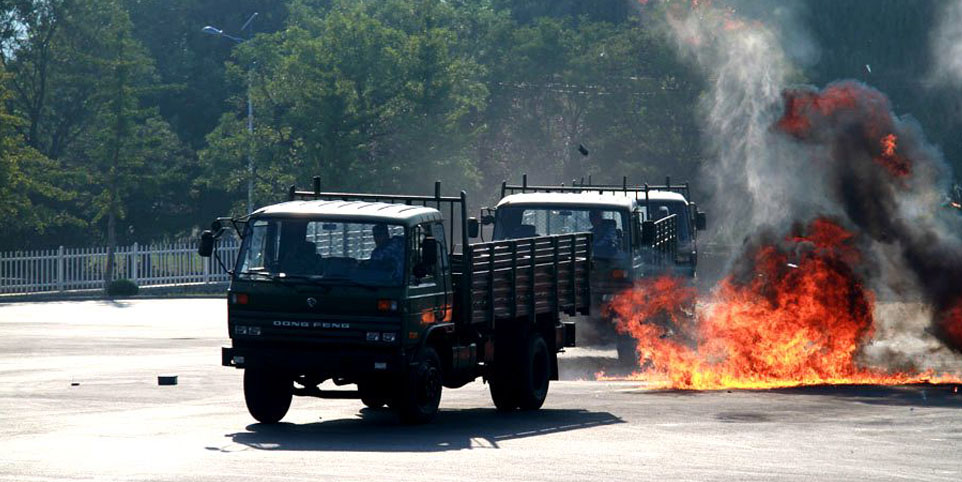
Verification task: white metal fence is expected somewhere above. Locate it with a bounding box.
[0,238,240,295]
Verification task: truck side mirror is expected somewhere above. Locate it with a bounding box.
[480,207,496,225]
[198,231,215,257]
[641,220,655,245]
[695,211,707,231]
[467,217,480,238]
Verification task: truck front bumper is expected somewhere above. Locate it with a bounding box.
[222,345,406,379]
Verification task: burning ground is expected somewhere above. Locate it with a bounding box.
[603,218,962,390]
[603,3,962,389]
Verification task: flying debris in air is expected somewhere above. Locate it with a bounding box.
[865,64,872,74]
[578,144,589,156]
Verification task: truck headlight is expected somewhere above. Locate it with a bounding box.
[366,332,380,342]
[382,332,397,343]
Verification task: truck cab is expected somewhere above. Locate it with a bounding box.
[492,193,645,297]
[487,176,705,363]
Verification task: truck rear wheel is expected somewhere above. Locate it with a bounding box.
[489,372,519,411]
[395,346,442,424]
[517,333,551,410]
[243,368,292,424]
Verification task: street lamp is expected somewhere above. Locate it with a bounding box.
[202,12,258,214]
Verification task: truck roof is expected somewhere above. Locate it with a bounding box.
[253,200,443,226]
[603,189,689,204]
[496,190,687,210]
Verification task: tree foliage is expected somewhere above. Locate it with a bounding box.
[0,0,956,250]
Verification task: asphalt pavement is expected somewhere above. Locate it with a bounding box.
[0,299,960,481]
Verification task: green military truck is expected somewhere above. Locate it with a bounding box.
[484,175,704,363]
[199,179,590,424]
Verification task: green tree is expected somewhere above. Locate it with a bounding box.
[469,12,702,197]
[122,0,289,149]
[200,0,487,213]
[2,1,192,270]
[0,65,75,249]
[72,2,191,282]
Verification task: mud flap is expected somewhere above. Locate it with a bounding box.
[558,321,577,348]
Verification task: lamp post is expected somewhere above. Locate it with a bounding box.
[202,12,258,214]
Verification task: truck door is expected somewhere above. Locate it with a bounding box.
[408,222,449,339]
[430,223,453,322]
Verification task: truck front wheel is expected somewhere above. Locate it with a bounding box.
[358,383,388,409]
[395,346,442,424]
[517,333,551,410]
[243,368,292,424]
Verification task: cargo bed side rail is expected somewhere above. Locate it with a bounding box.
[641,214,678,274]
[457,233,592,326]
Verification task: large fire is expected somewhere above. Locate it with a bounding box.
[941,301,962,349]
[601,219,961,390]
[776,83,912,178]
[616,0,962,391]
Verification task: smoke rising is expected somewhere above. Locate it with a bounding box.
[772,81,962,352]
[662,4,795,240]
[930,0,962,88]
[644,1,962,376]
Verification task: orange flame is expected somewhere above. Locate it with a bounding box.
[602,219,961,389]
[874,133,911,177]
[881,133,897,157]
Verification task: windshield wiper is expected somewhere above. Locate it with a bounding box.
[236,270,274,280]
[274,273,323,282]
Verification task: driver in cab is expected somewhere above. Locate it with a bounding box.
[369,224,405,282]
[589,209,620,258]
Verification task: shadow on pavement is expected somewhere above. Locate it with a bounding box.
[771,383,962,408]
[623,383,962,407]
[226,408,623,452]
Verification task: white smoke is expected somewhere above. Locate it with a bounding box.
[659,3,839,244]
[929,0,962,87]
[655,1,962,372]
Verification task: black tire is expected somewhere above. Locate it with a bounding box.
[358,383,388,409]
[489,371,519,411]
[517,333,551,410]
[489,334,520,411]
[243,368,292,424]
[395,346,443,424]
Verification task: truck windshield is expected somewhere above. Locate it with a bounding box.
[236,218,406,286]
[493,206,628,259]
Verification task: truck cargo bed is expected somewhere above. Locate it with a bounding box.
[452,233,591,326]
